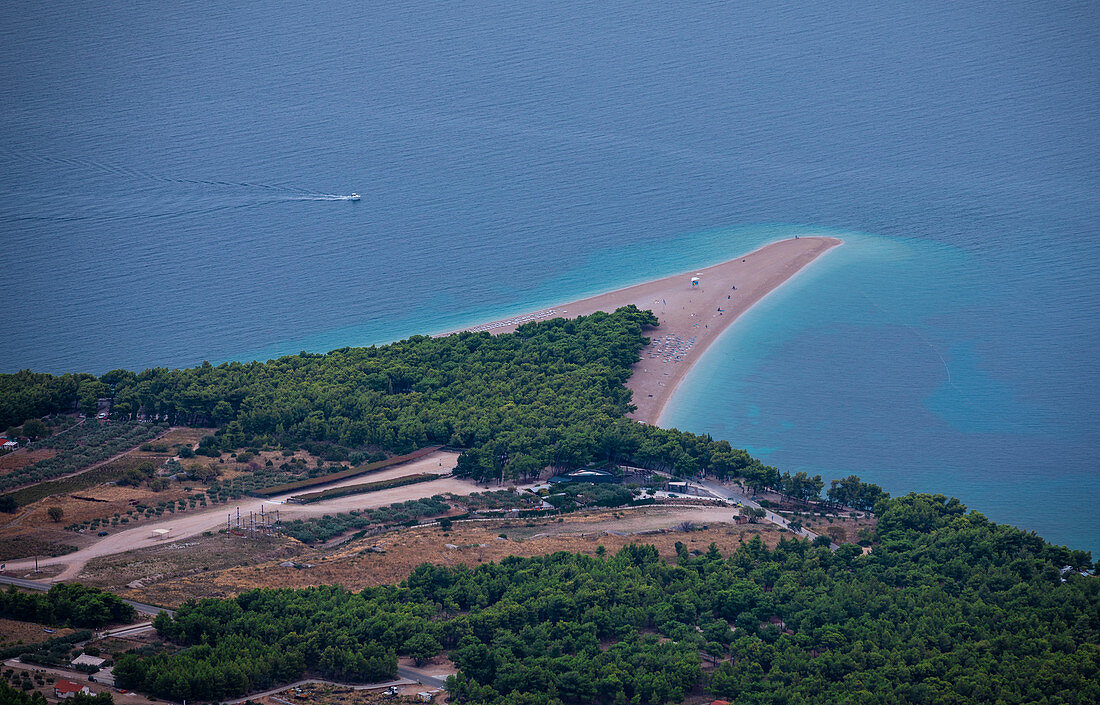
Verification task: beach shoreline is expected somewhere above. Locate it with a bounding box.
[446,236,842,425]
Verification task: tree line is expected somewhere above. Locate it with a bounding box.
[0,584,135,628]
[107,494,1098,704]
[0,309,759,481]
[0,308,894,510]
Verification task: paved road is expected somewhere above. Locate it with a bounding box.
[691,477,838,547]
[0,575,52,592]
[397,665,448,689]
[692,477,819,540]
[0,575,174,617]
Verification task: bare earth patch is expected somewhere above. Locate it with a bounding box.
[0,617,74,648]
[79,532,306,599]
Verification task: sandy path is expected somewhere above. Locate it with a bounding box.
[4,451,477,581]
[448,236,841,423]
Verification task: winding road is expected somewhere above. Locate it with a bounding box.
[2,451,469,581]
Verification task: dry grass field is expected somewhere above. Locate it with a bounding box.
[0,449,57,476]
[154,427,211,448]
[102,505,787,606]
[79,532,306,596]
[0,617,74,649]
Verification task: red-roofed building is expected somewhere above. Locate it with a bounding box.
[710,700,731,705]
[54,680,92,699]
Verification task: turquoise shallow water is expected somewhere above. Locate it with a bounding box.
[251,223,1100,554]
[1,3,1097,551]
[662,229,1099,554]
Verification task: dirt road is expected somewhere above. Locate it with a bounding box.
[4,450,470,581]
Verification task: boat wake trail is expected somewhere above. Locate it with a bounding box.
[285,193,361,201]
[1,148,319,196]
[0,148,360,224]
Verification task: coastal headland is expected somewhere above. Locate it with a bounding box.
[1,237,839,583]
[450,236,841,424]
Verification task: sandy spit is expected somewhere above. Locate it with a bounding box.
[447,236,842,424]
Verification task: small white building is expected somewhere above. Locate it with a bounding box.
[71,654,107,669]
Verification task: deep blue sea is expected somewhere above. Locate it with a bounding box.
[2,2,1097,552]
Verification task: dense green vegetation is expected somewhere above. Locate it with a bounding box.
[112,495,1098,704]
[115,588,406,699]
[1,309,655,450]
[544,482,637,511]
[0,371,91,431]
[4,305,1097,702]
[0,308,776,485]
[825,474,888,511]
[0,584,135,628]
[0,680,48,705]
